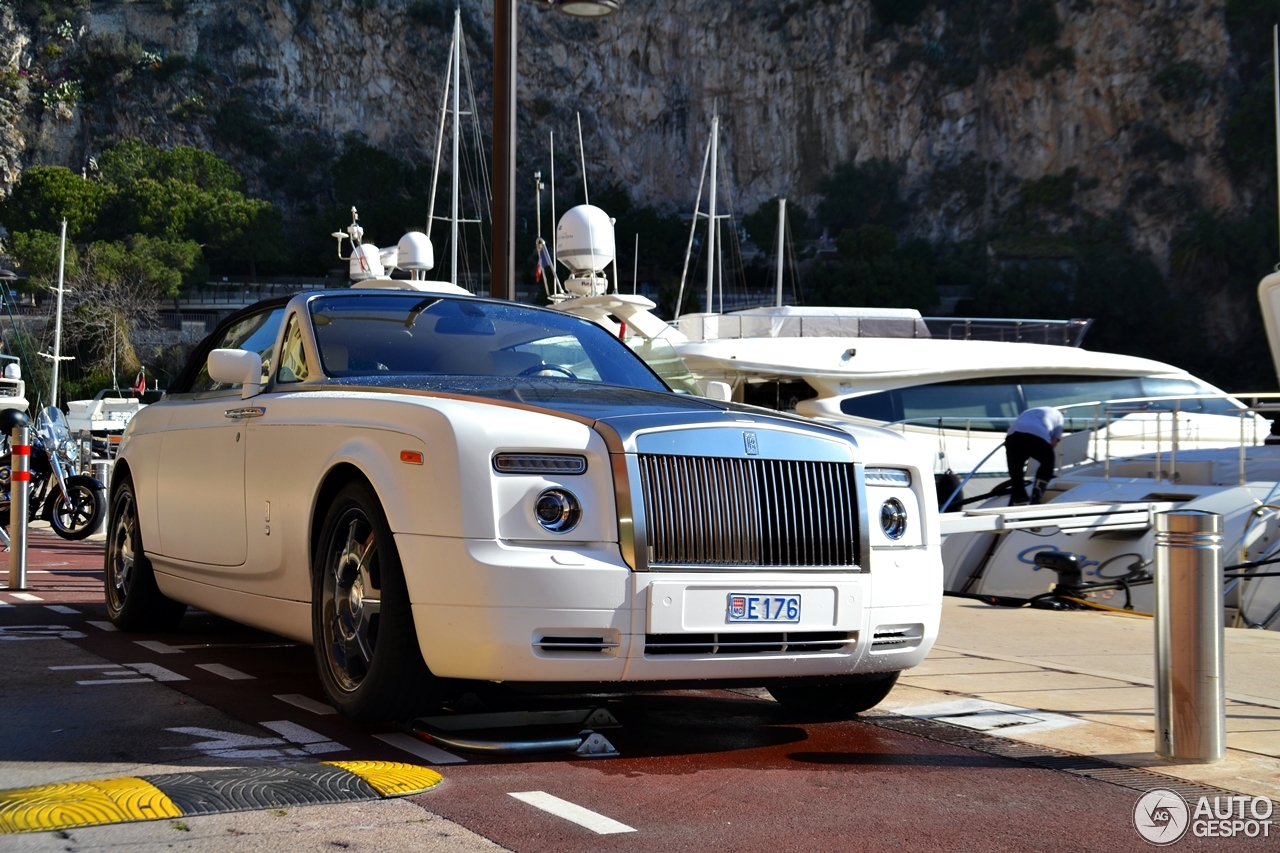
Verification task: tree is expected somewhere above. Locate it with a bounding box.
[0,167,106,239]
[7,230,79,289]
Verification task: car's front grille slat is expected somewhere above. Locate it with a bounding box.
[638,454,860,569]
[645,631,854,656]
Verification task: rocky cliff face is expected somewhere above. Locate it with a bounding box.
[0,0,1252,270]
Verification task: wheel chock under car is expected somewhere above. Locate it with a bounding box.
[405,707,622,758]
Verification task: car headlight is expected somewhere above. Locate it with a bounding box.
[535,488,581,533]
[880,497,908,540]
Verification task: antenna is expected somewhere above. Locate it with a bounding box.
[775,197,786,308]
[705,113,719,317]
[1274,24,1279,258]
[550,130,557,275]
[633,233,639,295]
[576,111,589,205]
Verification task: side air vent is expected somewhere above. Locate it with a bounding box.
[645,632,855,656]
[533,635,620,654]
[870,624,925,653]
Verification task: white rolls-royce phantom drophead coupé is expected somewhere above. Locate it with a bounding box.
[106,289,941,722]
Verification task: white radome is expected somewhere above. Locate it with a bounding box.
[397,231,435,271]
[556,204,615,274]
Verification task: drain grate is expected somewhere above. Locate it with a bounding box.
[862,712,1246,801]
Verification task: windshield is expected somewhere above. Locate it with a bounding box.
[309,294,669,392]
[625,336,702,395]
[37,406,69,443]
[839,374,1239,430]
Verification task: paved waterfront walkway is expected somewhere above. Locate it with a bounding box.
[881,597,1280,799]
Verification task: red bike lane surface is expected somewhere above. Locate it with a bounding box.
[413,694,1265,853]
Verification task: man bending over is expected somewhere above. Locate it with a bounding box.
[1006,406,1064,505]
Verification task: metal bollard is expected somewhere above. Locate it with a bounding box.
[6,424,29,590]
[1154,510,1225,763]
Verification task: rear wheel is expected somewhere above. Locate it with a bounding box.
[768,671,901,717]
[312,480,438,723]
[104,475,187,631]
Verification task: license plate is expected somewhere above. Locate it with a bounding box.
[727,594,801,623]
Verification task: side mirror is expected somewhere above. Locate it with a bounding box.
[207,349,264,399]
[704,380,732,402]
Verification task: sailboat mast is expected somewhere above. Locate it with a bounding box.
[775,197,786,307]
[705,114,718,315]
[50,217,67,409]
[550,131,557,273]
[450,7,461,287]
[1274,24,1279,257]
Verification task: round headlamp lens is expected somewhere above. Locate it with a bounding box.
[535,488,581,533]
[880,497,908,540]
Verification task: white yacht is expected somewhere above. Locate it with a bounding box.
[561,291,1280,630]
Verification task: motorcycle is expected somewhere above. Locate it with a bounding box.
[0,406,106,540]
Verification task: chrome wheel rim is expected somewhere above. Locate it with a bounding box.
[55,485,94,533]
[321,509,381,693]
[106,491,136,611]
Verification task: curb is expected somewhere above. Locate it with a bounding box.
[0,760,442,834]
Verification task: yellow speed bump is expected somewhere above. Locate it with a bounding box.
[324,760,444,796]
[0,762,442,835]
[0,776,181,834]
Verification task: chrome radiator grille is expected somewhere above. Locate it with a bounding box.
[637,455,860,568]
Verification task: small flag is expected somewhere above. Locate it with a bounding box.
[538,243,554,269]
[132,368,146,395]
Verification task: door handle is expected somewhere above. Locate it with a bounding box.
[224,406,266,420]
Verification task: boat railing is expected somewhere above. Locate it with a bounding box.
[919,317,1093,347]
[909,392,1280,511]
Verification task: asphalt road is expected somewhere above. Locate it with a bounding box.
[0,531,1269,852]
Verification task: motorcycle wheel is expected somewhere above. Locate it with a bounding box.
[48,475,106,540]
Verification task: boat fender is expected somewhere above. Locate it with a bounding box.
[934,471,961,511]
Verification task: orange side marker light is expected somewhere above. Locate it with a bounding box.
[400,450,424,465]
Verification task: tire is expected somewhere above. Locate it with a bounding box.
[312,480,438,723]
[104,475,187,631]
[48,476,106,540]
[768,671,901,717]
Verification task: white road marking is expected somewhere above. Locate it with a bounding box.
[134,640,183,654]
[2,625,86,640]
[508,791,636,835]
[373,732,467,765]
[260,720,346,754]
[273,693,337,715]
[164,726,306,760]
[50,664,125,670]
[86,620,117,632]
[45,605,79,615]
[195,663,255,680]
[895,698,1084,736]
[10,593,42,601]
[123,662,188,682]
[77,677,151,685]
[0,600,10,607]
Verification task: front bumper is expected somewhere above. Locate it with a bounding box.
[397,534,940,683]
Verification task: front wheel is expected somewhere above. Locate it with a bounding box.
[312,480,440,723]
[768,671,901,717]
[48,476,106,540]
